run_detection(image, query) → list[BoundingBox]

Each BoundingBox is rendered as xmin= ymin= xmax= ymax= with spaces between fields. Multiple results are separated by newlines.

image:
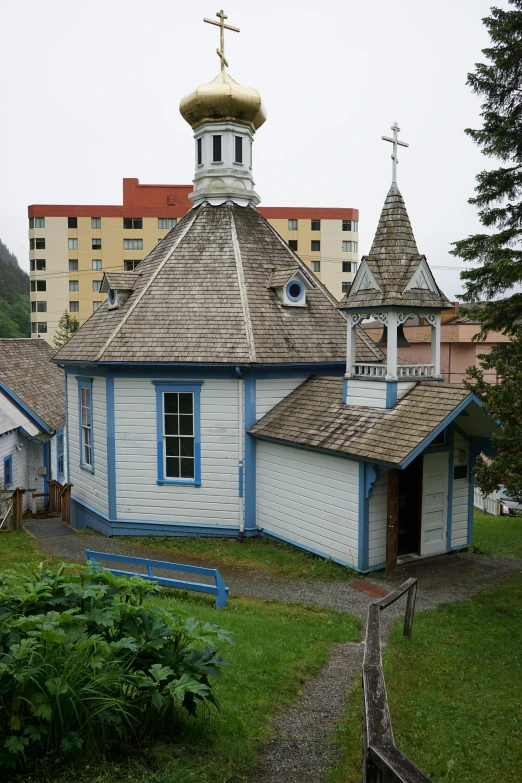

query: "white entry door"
xmin=421 ymin=452 xmax=449 ymax=556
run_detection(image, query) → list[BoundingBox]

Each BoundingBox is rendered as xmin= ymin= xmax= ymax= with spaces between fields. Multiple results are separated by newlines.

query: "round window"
xmin=286 ymin=280 xmax=304 ymax=302
xmin=108 ymin=288 xmax=116 ymax=305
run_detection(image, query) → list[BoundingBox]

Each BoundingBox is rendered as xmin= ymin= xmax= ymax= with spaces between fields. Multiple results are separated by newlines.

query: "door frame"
xmin=386 ymin=469 xmax=399 ymax=573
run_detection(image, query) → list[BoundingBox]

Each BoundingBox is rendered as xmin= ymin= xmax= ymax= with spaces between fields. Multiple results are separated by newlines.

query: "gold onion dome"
xmin=179 ymin=71 xmax=266 ymax=132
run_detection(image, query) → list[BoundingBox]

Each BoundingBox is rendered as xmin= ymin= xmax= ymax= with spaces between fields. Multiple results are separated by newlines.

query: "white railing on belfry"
xmin=352 ymin=363 xmax=387 ymax=377
xmin=397 ymin=364 xmax=434 ymax=378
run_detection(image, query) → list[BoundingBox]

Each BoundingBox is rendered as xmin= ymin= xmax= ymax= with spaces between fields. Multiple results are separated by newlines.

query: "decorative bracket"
xmin=364 ymin=464 xmax=381 ymax=499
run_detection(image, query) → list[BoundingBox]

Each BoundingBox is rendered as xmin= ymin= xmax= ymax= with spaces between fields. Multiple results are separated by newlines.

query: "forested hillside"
xmin=0 ymin=240 xmax=30 ymax=337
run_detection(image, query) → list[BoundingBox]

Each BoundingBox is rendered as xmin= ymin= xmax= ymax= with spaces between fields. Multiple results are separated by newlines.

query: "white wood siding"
xmin=368 ymin=472 xmax=387 ymax=567
xmin=114 ymin=377 xmax=240 ymax=524
xmin=421 ymin=451 xmax=449 ymax=556
xmin=452 ymin=432 xmax=470 ymax=548
xmin=256 ymin=377 xmax=308 ymax=420
xmin=346 ymin=379 xmax=387 ymax=408
xmin=0 ymin=430 xmax=32 ymax=511
xmin=397 ymin=381 xmax=416 ymax=400
xmin=257 ymin=441 xmax=360 ymax=567
xmin=67 ymin=374 xmax=108 ymax=515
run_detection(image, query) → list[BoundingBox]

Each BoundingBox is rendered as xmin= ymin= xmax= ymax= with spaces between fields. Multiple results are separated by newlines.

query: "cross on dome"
xmin=381 ymin=122 xmax=409 ymax=184
xmin=203 ymin=9 xmax=240 ymax=72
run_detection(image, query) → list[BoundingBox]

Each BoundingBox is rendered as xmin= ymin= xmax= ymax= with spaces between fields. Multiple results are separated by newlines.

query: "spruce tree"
xmin=452 ymin=0 xmax=522 ymax=502
xmin=53 ymin=311 xmax=79 ymax=350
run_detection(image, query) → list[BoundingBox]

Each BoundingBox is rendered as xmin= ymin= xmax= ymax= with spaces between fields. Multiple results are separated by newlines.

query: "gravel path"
xmin=27 ymin=521 xmax=522 ymax=783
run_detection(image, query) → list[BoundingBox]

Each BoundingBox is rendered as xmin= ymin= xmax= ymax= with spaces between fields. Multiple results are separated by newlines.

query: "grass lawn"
xmin=0 ymin=529 xmax=42 ymax=567
xmin=473 ymin=510 xmax=522 ymax=559
xmin=328 ymin=573 xmax=522 ymax=783
xmin=124 ymin=532 xmax=360 ymax=581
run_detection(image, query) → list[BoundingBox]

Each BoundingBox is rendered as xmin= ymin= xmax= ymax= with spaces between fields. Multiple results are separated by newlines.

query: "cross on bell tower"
xmin=381 ymin=122 xmax=409 ymax=184
xmin=204 ymin=9 xmax=240 ymax=72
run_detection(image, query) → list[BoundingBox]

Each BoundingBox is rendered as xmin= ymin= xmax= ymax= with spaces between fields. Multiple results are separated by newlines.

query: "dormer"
xmin=268 ymin=268 xmax=312 ymax=308
xmin=101 ymin=271 xmax=140 ymax=311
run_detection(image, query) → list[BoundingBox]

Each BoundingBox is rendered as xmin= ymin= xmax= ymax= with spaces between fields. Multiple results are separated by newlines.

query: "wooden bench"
xmin=85 ymin=549 xmax=229 ymax=608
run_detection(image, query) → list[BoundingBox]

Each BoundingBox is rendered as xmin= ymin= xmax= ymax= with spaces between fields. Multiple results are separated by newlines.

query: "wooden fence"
xmin=362 ymin=577 xmax=433 ymax=783
xmin=48 ymin=480 xmax=73 ymax=523
xmin=473 ymin=486 xmax=500 ymax=516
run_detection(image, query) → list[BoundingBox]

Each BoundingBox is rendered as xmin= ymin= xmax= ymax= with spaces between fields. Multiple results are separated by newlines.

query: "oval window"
xmin=286 ymin=280 xmax=304 ymax=302
xmin=108 ymin=288 xmax=116 ymax=305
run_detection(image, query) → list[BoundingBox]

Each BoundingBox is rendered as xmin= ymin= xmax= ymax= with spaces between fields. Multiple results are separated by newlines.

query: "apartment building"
xmin=28 ymin=178 xmax=359 ymax=343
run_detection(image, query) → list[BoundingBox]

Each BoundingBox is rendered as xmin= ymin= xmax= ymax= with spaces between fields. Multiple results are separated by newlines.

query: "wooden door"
xmin=386 ymin=470 xmax=399 ymax=573
xmin=421 ymin=452 xmax=449 ymax=556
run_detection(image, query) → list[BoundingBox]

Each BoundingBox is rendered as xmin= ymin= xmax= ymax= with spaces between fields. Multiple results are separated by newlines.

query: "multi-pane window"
xmin=36 ymin=322 xmax=47 ymax=333
xmin=68 ymin=217 xmax=78 ymax=229
xmin=342 ymin=220 xmax=352 ymax=231
xmin=79 ymin=383 xmax=93 ymax=469
xmin=91 ymin=217 xmax=101 ymax=229
xmin=288 ymin=219 xmax=298 ymax=231
xmin=69 ymin=259 xmax=78 ymax=271
xmin=311 ymin=240 xmax=320 ymax=252
xmin=123 ymin=239 xmax=143 ymax=250
xmin=92 ymin=238 xmax=101 ymax=250
xmin=57 ymin=432 xmax=64 ymax=479
xmin=234 ymin=136 xmax=243 ymax=163
xmin=69 ymin=280 xmax=79 ymax=292
xmin=92 ymin=259 xmax=102 ymax=270
xmin=212 ymin=135 xmax=222 ymax=162
xmin=163 ymin=392 xmax=195 ymax=480
xmin=33 ymin=238 xmax=45 ymax=249
xmin=342 ymin=241 xmax=358 ymax=252
xmin=288 ymin=240 xmax=298 ymax=251
xmin=342 ymin=282 xmax=351 ymax=294
xmin=30 ymin=280 xmax=46 ymax=292
xmin=197 ymin=137 xmax=202 ymax=165
xmin=92 ymin=280 xmax=103 ymax=293
xmin=124 ymin=259 xmax=141 ymax=270
xmin=123 ymin=217 xmax=143 ymax=229
xmin=35 ymin=217 xmax=45 ymax=228
xmin=158 ymin=218 xmax=177 ymax=229
xmin=311 ymin=219 xmax=321 ymax=231
xmin=312 ymin=261 xmax=320 ymax=273
xmin=342 ymin=261 xmax=352 ymax=273
xmin=68 ymin=238 xmax=78 ymax=250
xmin=93 ymin=301 xmax=102 ymax=311
xmin=3 ymin=455 xmax=12 ymax=487
xmin=70 ymin=301 xmax=79 ymax=312
xmin=30 ymin=259 xmax=46 ymax=271
xmin=37 ymin=301 xmax=47 ymax=312
xmin=29 ymin=217 xmax=34 ymax=229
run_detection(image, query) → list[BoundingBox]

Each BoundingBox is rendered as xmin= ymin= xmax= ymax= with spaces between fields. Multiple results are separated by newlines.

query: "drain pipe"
xmin=236 ymin=367 xmax=245 ymax=536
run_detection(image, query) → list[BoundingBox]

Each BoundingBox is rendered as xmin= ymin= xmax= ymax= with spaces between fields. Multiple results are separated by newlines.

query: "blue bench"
xmin=85 ymin=549 xmax=229 ymax=608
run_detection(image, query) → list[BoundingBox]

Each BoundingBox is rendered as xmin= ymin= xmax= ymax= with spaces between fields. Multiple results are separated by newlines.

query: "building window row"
xmin=31 ymin=322 xmax=47 ymax=334
xmin=158 ymin=218 xmax=177 ymax=230
xmin=124 ymin=239 xmax=143 ymax=250
xmin=30 ymin=280 xmax=46 ymax=292
xmin=30 ymin=259 xmax=46 ymax=271
xmin=29 ymin=238 xmax=45 ymax=250
xmin=342 ymin=241 xmax=358 ymax=252
xmin=29 ymin=217 xmax=45 ymax=229
xmin=286 ymin=218 xmax=359 ymax=232
xmin=31 ymin=301 xmax=47 ymax=313
xmin=342 ymin=220 xmax=358 ymax=231
xmin=123 ymin=217 xmax=143 ymax=230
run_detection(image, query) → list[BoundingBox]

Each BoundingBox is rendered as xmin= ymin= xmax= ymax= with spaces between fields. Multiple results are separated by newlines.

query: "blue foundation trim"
xmin=244 ymin=375 xmax=257 ymax=530
xmin=446 ymin=426 xmax=454 ymax=551
xmin=386 ymin=382 xmax=398 ymax=408
xmin=153 ymin=381 xmax=203 ymax=487
xmin=0 ymin=380 xmax=52 ymax=434
xmin=106 ymin=376 xmax=116 ymax=519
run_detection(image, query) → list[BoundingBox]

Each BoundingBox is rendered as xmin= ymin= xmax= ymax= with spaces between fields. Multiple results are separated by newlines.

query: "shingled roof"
xmin=54 ymin=203 xmax=383 ymax=365
xmin=0 ymin=339 xmax=65 ymax=432
xmin=339 ymin=184 xmax=452 ymax=311
xmin=249 ymin=376 xmax=472 ymax=465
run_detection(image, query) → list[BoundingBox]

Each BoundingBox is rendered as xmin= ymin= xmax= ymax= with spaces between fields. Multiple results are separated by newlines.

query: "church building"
xmin=53 ymin=13 xmax=498 ymax=572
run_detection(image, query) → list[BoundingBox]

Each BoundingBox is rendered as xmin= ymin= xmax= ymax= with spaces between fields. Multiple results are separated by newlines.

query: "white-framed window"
xmin=68 ymin=238 xmax=78 ymax=250
xmin=158 ymin=218 xmax=177 ymax=229
xmin=78 ymin=379 xmax=93 ymax=471
xmin=92 ymin=259 xmax=102 ymax=270
xmin=57 ymin=431 xmax=64 ymax=480
xmin=91 ymin=217 xmax=101 ymax=229
xmin=92 ymin=280 xmax=103 ymax=293
xmin=69 ymin=280 xmax=79 ymax=292
xmin=312 ymin=261 xmax=320 ymax=273
xmin=123 ymin=239 xmax=143 ymax=250
xmin=154 ymin=382 xmax=202 ymax=486
xmin=288 ymin=219 xmax=298 ymax=231
xmin=93 ymin=301 xmax=102 ymax=311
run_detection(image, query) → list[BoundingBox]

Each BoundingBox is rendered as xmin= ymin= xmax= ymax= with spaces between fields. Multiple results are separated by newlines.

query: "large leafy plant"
xmin=0 ymin=563 xmax=232 ymax=769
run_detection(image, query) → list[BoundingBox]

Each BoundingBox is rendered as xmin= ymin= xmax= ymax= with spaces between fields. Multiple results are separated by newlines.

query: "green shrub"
xmin=0 ymin=563 xmax=232 ymax=770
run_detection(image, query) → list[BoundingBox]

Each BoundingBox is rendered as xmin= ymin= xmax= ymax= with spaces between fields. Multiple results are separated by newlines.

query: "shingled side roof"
xmin=0 ymin=339 xmax=65 ymax=431
xmin=249 ymin=376 xmax=471 ymax=465
xmin=54 ymin=203 xmax=383 ymax=365
xmin=339 ymin=184 xmax=452 ymax=311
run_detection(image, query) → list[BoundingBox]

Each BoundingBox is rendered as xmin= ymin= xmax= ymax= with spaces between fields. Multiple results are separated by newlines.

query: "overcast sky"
xmin=0 ymin=0 xmax=501 ymax=299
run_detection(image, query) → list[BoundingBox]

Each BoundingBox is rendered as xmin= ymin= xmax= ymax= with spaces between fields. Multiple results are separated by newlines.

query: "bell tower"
xmin=339 ymin=124 xmax=452 ymax=408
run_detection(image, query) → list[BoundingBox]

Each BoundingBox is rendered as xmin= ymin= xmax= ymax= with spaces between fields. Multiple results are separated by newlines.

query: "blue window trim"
xmin=3 ymin=455 xmax=13 ymax=488
xmin=77 ymin=377 xmax=94 ymax=473
xmin=56 ymin=428 xmax=64 ymax=481
xmin=285 ymin=280 xmax=304 ymax=302
xmin=153 ymin=381 xmax=203 ymax=487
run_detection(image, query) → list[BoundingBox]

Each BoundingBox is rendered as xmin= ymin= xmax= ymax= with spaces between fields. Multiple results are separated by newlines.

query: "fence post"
xmin=12 ymin=488 xmax=24 ymax=530
xmin=404 ymin=581 xmax=417 ymax=639
xmin=60 ymin=483 xmax=72 ymax=524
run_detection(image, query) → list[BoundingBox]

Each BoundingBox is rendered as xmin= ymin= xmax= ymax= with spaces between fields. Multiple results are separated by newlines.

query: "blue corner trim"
xmin=244 ymin=375 xmax=256 ymax=530
xmin=153 ymin=381 xmax=203 ymax=487
xmin=3 ymin=454 xmax=13 ymax=488
xmin=342 ymin=378 xmax=348 ymax=404
xmin=77 ymin=377 xmax=94 ymax=473
xmin=386 ymin=381 xmax=398 ymax=408
xmin=56 ymin=429 xmax=64 ymax=482
xmin=106 ymin=376 xmax=116 ymax=520
xmin=446 ymin=425 xmax=454 ymax=551
xmin=401 ymin=393 xmax=479 ymax=469
xmin=0 ymin=380 xmax=52 ymax=434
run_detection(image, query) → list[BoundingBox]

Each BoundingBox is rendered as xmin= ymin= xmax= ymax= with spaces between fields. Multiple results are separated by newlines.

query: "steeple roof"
xmin=54 ymin=203 xmax=383 ymax=366
xmin=340 ymin=184 xmax=452 ymax=311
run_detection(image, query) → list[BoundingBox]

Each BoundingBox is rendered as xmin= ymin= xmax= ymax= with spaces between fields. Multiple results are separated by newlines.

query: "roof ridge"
xmin=229 ymin=205 xmax=257 ymax=362
xmin=94 ymin=207 xmax=201 ymax=361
